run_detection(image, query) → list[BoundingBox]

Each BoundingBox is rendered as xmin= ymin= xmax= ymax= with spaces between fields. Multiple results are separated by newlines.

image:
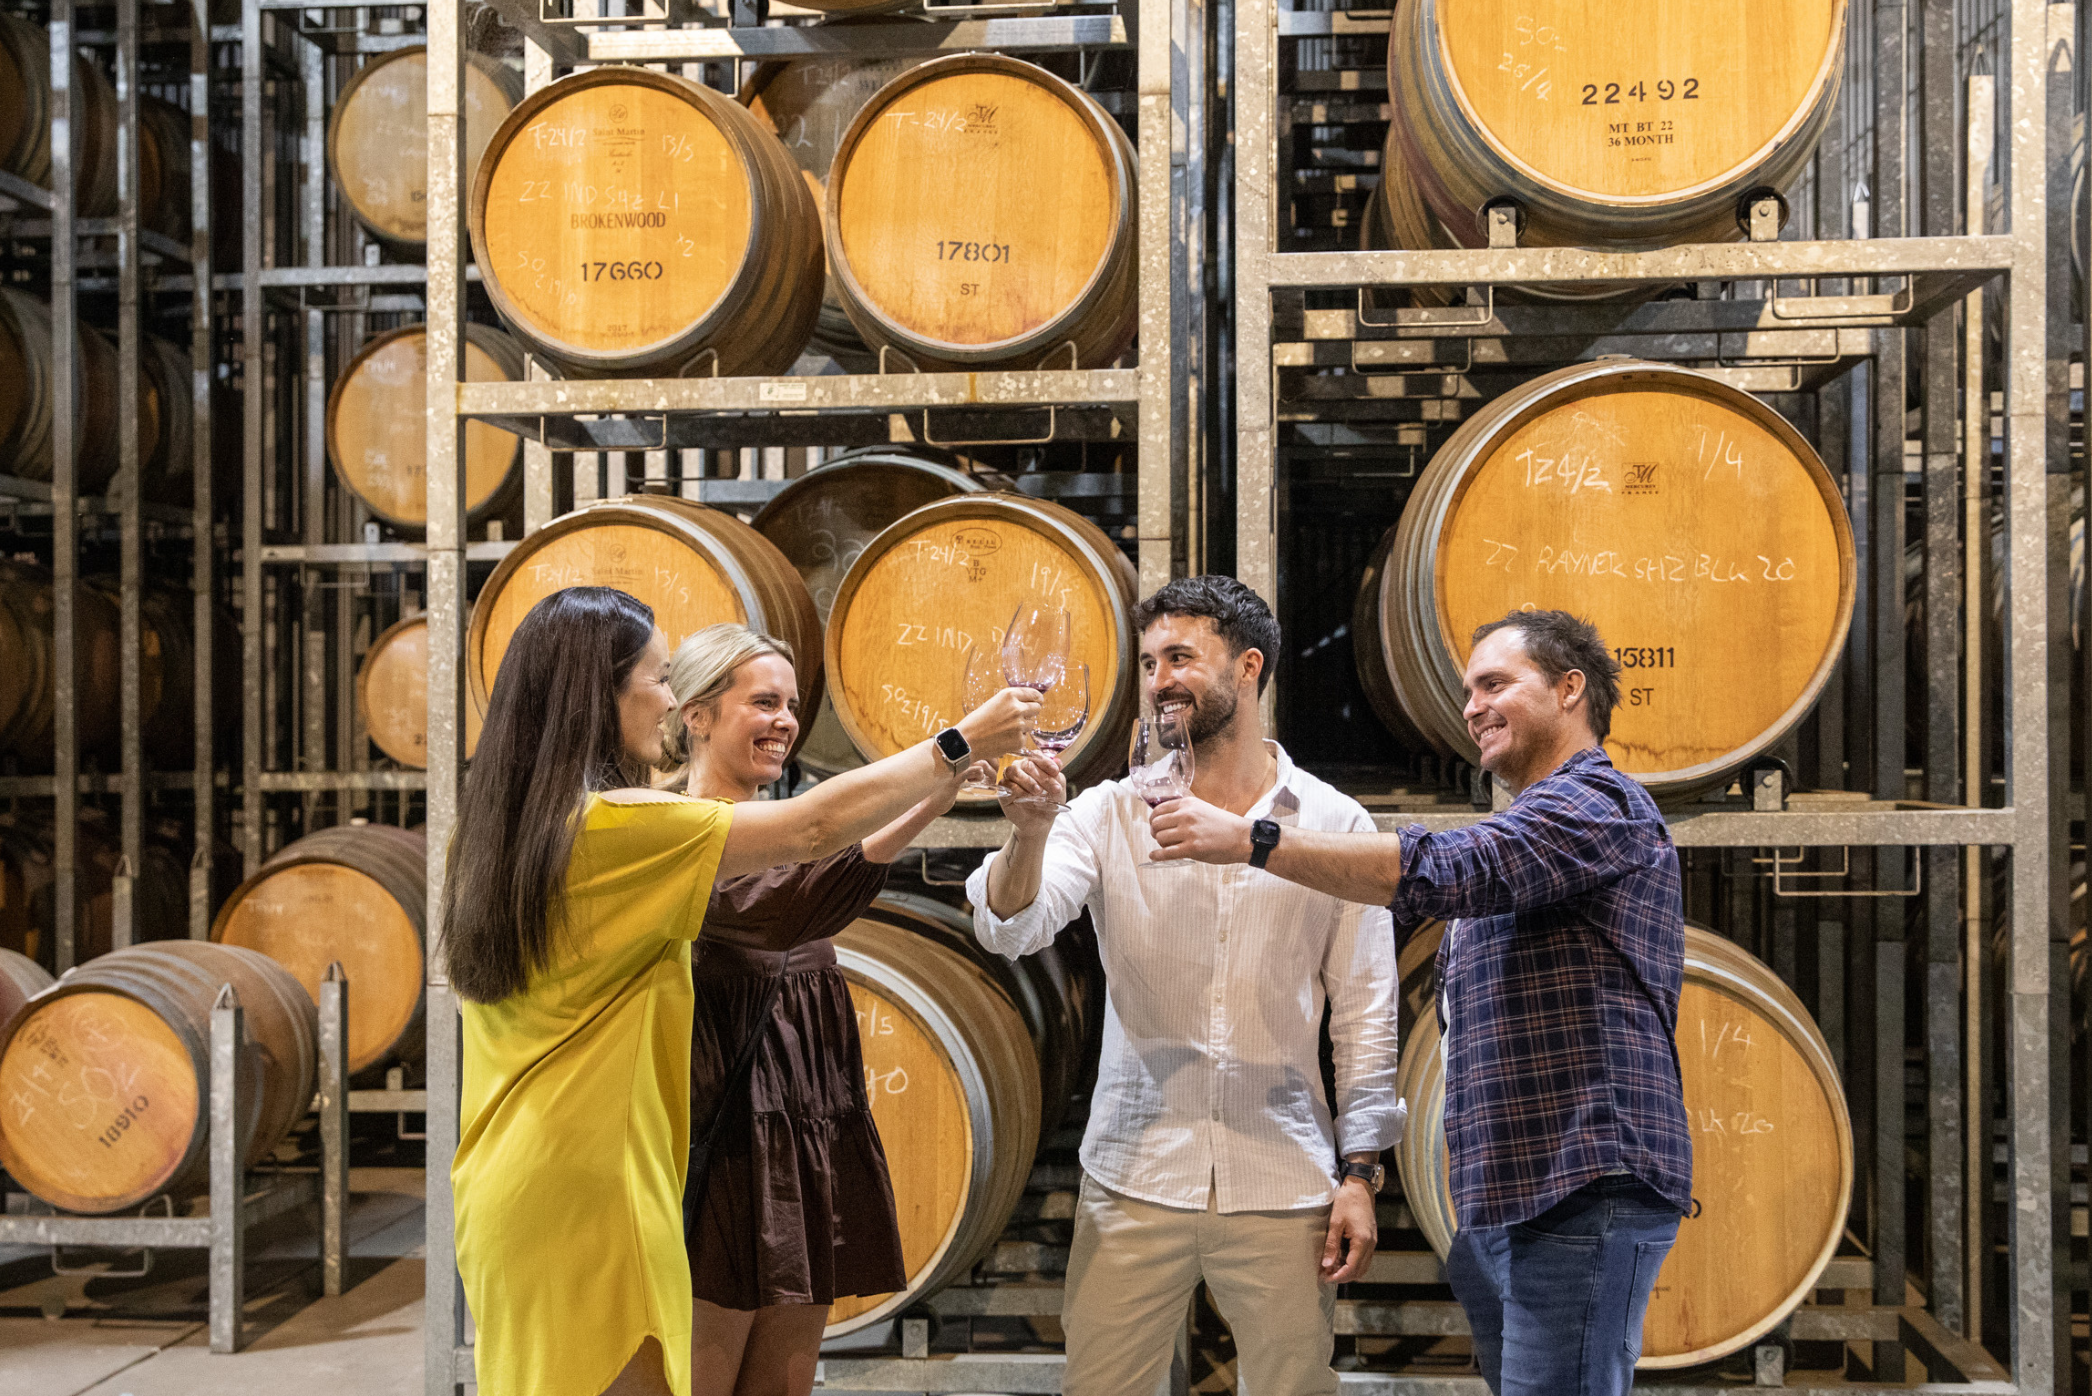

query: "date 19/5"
xmin=1582 ymin=78 xmax=1699 ymax=105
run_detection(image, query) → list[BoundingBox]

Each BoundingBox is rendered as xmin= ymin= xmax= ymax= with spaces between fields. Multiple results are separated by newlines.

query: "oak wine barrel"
xmin=0 ymin=288 xmax=124 ymax=493
xmin=825 ymin=55 xmax=1137 ymax=372
xmin=0 ymin=947 xmax=53 ymax=1040
xmin=0 ymin=559 xmax=122 ymax=765
xmin=325 ymin=324 xmax=526 ymax=532
xmin=825 ymin=494 xmax=1140 ymax=805
xmin=469 ymin=67 xmax=823 ymax=378
xmin=465 ymin=496 xmax=823 ymax=740
xmin=0 ymin=812 xmax=193 ymax=966
xmin=213 ymin=823 xmax=427 ymax=1077
xmin=357 ymin=614 xmax=483 ymax=767
xmin=753 ymin=450 xmax=989 ymax=776
xmin=825 ymin=908 xmax=1043 ymax=1335
xmin=741 ymin=53 xmax=927 ymax=368
xmin=1394 ymin=921 xmax=1852 ymax=1369
xmin=1385 ymin=0 xmax=1846 ymax=249
xmin=137 ymin=94 xmax=192 ymax=240
xmin=1353 ymin=358 xmax=1856 ymax=802
xmin=0 ymin=12 xmax=120 ymax=217
xmin=0 ymin=942 xmax=316 ymax=1215
xmin=141 ymin=333 xmax=196 ymax=504
xmin=326 ymin=46 xmax=520 ymax=245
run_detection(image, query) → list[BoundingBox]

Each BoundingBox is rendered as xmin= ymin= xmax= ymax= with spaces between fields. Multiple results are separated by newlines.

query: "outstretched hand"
xmin=1147 ymin=794 xmax=1252 ymax=864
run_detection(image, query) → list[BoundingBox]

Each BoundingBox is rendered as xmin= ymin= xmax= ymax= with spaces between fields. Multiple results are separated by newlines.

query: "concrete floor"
xmin=0 ymin=1170 xmax=427 ymax=1396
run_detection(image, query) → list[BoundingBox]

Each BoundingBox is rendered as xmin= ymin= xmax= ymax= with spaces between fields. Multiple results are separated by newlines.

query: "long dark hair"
xmin=444 ymin=586 xmax=658 ymax=1003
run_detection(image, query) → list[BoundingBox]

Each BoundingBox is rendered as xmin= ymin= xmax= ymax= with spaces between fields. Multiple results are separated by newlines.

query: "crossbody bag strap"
xmin=683 ymin=950 xmax=790 ymax=1233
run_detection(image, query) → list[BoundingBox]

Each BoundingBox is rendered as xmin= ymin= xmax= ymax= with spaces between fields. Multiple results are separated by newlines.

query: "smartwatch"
xmin=1248 ymin=818 xmax=1281 ymax=869
xmin=1339 ymin=1160 xmax=1386 ymax=1193
xmin=933 ymin=727 xmax=972 ymax=773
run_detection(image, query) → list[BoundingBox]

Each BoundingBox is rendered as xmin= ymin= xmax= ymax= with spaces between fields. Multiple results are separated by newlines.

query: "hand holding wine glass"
xmin=957 ymin=642 xmax=1006 ymax=795
xmin=1004 ymin=663 xmax=1088 ymax=812
xmin=1129 ymin=710 xmax=1197 ymax=868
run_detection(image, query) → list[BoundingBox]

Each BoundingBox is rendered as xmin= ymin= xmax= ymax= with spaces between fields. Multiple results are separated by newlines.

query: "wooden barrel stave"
xmin=0 ymin=13 xmax=119 ymax=217
xmin=1385 ymin=0 xmax=1845 ymax=250
xmin=825 ymin=55 xmax=1138 ymax=373
xmin=0 ymin=942 xmax=316 ymax=1214
xmin=824 ymin=493 xmax=1140 ymax=803
xmin=212 ymin=823 xmax=427 ymax=1077
xmin=0 ymin=811 xmax=196 ymax=967
xmin=753 ymin=450 xmax=991 ymax=776
xmin=326 ymin=324 xmax=526 ymax=531
xmin=466 ymin=496 xmax=824 ymax=749
xmin=357 ymin=614 xmax=485 ymax=768
xmin=1393 ymin=922 xmax=1852 ymax=1369
xmin=0 ymin=289 xmax=124 ymax=493
xmin=0 ymin=946 xmax=54 ymax=1039
xmin=827 ymin=911 xmax=1042 ymax=1336
xmin=141 ymin=333 xmax=196 ymax=504
xmin=470 ymin=66 xmax=823 ymax=378
xmin=327 ymin=47 xmax=520 ymax=246
xmin=0 ymin=559 xmax=122 ymax=765
xmin=137 ymin=94 xmax=192 ymax=241
xmin=1353 ymin=358 xmax=1856 ymax=802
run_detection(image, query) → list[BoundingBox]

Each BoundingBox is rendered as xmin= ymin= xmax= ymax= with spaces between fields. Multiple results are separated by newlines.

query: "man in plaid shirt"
xmin=1151 ymin=608 xmax=1691 ymax=1396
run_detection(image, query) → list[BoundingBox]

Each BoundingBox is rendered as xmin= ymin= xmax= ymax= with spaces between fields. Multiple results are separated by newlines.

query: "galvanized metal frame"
xmin=415 ymin=0 xmax=1188 ymax=1387
xmin=1230 ymin=0 xmax=2058 ymax=1390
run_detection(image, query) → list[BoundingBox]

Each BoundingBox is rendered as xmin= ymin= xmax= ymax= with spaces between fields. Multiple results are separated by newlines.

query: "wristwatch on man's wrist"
xmin=1248 ymin=818 xmax=1281 ymax=869
xmin=933 ymin=727 xmax=972 ymax=774
xmin=1339 ymin=1160 xmax=1385 ymax=1193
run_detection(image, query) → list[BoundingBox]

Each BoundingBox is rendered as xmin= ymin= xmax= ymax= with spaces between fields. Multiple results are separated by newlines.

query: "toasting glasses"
xmin=1006 ymin=664 xmax=1088 ymax=812
xmin=957 ymin=641 xmax=1005 ymax=795
xmin=1000 ymin=604 xmax=1076 ymax=810
xmin=1129 ymin=709 xmax=1196 ymax=867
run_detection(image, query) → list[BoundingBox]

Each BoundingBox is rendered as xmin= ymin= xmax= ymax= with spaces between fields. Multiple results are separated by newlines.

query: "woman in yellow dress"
xmin=444 ymin=586 xmax=1034 ymax=1396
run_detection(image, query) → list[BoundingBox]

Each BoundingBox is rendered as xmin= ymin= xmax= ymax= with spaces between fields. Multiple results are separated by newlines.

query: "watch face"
xmin=936 ymin=728 xmax=970 ymax=762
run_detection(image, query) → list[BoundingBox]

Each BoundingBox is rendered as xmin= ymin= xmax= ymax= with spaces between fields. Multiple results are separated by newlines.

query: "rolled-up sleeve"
xmin=1324 ymin=807 xmax=1404 ymax=1155
xmin=965 ymin=789 xmax=1105 ymax=957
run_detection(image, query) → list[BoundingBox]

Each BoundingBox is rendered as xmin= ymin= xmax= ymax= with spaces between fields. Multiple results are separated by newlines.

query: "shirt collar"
xmin=1248 ymin=741 xmax=1303 ymax=822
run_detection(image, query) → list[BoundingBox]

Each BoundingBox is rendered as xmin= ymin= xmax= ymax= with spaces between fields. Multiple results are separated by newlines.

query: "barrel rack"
xmin=1226 ymin=0 xmax=2070 ymax=1392
xmin=0 ymin=967 xmax=352 ymax=1352
xmin=0 ymin=0 xmax=220 ymax=964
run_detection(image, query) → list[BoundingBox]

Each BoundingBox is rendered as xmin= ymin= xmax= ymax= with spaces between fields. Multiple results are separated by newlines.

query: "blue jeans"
xmin=1443 ymin=1175 xmax=1681 ymax=1396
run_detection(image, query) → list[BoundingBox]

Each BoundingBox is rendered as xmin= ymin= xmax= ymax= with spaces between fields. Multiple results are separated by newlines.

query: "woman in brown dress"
xmin=664 ymin=623 xmax=982 ymax=1396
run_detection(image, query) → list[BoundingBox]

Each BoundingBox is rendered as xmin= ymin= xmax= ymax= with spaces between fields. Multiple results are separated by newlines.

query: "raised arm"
xmin=861 ymin=762 xmax=992 ymax=864
xmin=715 ymin=694 xmax=1035 ymax=879
xmin=1147 ymin=795 xmax=1405 ymax=904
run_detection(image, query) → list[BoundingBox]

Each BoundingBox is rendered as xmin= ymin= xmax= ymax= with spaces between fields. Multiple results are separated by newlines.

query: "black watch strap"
xmin=1339 ymin=1160 xmax=1385 ymax=1193
xmin=1248 ymin=818 xmax=1281 ymax=869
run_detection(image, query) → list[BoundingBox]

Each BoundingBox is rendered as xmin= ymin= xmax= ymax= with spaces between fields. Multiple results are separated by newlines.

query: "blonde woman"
xmin=445 ymin=591 xmax=1036 ymax=1396
xmin=667 ymin=623 xmax=974 ymax=1396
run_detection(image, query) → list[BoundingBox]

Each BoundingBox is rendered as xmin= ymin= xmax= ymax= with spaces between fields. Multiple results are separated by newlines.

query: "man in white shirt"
xmin=967 ymin=576 xmax=1402 ymax=1396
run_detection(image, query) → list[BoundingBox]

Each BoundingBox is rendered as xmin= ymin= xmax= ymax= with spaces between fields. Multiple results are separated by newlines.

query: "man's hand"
xmin=1321 ymin=1177 xmax=1379 ymax=1284
xmin=1148 ymin=794 xmax=1252 ymax=864
xmin=998 ymin=754 xmax=1065 ymax=836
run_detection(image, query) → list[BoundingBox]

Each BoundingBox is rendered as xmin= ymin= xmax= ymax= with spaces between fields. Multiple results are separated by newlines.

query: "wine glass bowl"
xmin=1129 ymin=712 xmax=1196 ymax=867
xmin=956 ymin=642 xmax=1005 ymax=796
xmin=1001 ymin=604 xmax=1071 ymax=696
xmin=1005 ymin=664 xmax=1089 ymax=812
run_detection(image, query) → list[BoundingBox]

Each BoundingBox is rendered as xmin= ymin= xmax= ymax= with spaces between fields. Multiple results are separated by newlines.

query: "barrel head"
xmin=328 ymin=49 xmax=516 ymax=244
xmin=327 ymin=328 xmax=523 ymax=529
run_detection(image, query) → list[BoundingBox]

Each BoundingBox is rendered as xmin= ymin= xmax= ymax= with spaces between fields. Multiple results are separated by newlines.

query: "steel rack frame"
xmin=415 ymin=0 xmax=1190 ymax=1387
xmin=0 ymin=968 xmax=352 ymax=1352
xmin=1230 ymin=0 xmax=2062 ymax=1389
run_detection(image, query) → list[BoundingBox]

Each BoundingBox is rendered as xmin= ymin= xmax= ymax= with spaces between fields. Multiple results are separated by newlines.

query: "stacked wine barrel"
xmin=1379 ymin=0 xmax=1846 ymax=251
xmin=0 ymin=946 xmax=54 ymax=1038
xmin=325 ymin=324 xmax=527 ymax=532
xmin=0 ymin=289 xmax=125 ymax=493
xmin=753 ymin=450 xmax=991 ymax=776
xmin=825 ymin=55 xmax=1137 ymax=372
xmin=469 ymin=67 xmax=823 ymax=378
xmin=825 ymin=494 xmax=1140 ymax=804
xmin=0 ymin=942 xmax=316 ymax=1214
xmin=0 ymin=811 xmax=193 ymax=964
xmin=1353 ymin=359 xmax=1855 ymax=801
xmin=0 ymin=12 xmax=119 ymax=216
xmin=1395 ymin=922 xmax=1852 ymax=1369
xmin=357 ymin=615 xmax=484 ymax=768
xmin=824 ymin=895 xmax=1102 ymax=1336
xmin=0 ymin=559 xmax=122 ymax=763
xmin=466 ymin=495 xmax=823 ymax=734
xmin=213 ymin=823 xmax=427 ymax=1078
xmin=741 ymin=54 xmax=927 ymax=369
xmin=327 ymin=46 xmax=521 ymax=246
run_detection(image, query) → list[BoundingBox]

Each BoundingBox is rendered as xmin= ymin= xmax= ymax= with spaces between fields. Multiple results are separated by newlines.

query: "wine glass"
xmin=956 ymin=641 xmax=1003 ymax=795
xmin=1129 ymin=709 xmax=1196 ymax=868
xmin=1004 ymin=664 xmax=1088 ymax=812
xmin=1001 ymin=604 xmax=1070 ymax=698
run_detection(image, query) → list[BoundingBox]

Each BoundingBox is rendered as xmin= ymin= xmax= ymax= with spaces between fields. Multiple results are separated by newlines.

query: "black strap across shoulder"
xmin=681 ymin=951 xmax=789 ymax=1244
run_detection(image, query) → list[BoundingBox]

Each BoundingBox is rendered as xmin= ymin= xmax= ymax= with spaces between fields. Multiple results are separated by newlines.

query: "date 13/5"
xmin=1582 ymin=78 xmax=1699 ymax=105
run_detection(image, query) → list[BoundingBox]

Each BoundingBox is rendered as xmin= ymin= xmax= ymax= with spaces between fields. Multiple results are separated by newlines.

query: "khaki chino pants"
xmin=1062 ymin=1173 xmax=1338 ymax=1396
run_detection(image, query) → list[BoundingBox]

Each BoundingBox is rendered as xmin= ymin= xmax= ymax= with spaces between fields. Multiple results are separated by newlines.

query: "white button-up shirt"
xmin=965 ymin=742 xmax=1403 ymax=1213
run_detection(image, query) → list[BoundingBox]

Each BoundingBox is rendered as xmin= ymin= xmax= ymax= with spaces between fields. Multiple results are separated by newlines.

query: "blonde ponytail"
xmin=655 ymin=623 xmax=796 ymax=788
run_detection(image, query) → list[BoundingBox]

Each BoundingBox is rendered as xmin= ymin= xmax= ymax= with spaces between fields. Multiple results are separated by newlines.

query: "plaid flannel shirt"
xmin=1389 ymin=748 xmax=1692 ymax=1229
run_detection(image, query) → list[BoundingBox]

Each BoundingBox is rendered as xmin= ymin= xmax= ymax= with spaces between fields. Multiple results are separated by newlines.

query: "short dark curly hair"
xmin=1131 ymin=575 xmax=1283 ymax=694
xmin=1471 ymin=609 xmax=1621 ymax=741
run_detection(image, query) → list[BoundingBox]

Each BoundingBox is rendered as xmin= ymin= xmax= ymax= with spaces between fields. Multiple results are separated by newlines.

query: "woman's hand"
xmin=935 ymin=760 xmax=996 ymax=812
xmin=956 ymin=686 xmax=1043 ymax=760
xmin=998 ymin=754 xmax=1065 ymax=837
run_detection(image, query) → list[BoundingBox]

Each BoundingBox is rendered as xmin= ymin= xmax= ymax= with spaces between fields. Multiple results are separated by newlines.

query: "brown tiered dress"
xmin=686 ymin=844 xmax=908 ymax=1310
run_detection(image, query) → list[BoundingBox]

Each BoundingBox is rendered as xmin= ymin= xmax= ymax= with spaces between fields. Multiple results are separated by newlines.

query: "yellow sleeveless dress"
xmin=454 ymin=791 xmax=733 ymax=1396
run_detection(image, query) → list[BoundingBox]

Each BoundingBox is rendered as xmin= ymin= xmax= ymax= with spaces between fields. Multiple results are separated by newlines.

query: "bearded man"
xmin=967 ymin=575 xmax=1402 ymax=1396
